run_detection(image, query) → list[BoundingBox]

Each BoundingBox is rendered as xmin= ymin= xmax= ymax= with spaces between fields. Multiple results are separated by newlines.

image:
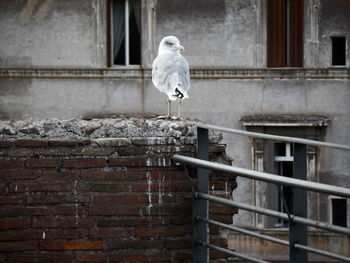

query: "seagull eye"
xmin=165 ymin=41 xmax=173 ymax=46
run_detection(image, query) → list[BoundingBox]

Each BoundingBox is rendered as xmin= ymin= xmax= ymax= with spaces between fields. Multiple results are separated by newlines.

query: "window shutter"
xmin=290 ymin=0 xmax=304 ymax=67
xmin=267 ymin=0 xmax=286 ymax=67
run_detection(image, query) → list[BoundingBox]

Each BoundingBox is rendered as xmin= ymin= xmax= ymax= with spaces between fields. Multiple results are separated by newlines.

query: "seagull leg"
xmin=177 ymin=99 xmax=181 ymax=119
xmin=172 ymin=99 xmax=183 ymax=120
xmin=167 ymin=98 xmax=171 ymax=118
xmin=156 ymin=98 xmax=171 ymax=119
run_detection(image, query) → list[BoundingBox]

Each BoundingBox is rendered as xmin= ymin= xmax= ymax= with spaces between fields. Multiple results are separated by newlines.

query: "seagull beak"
xmin=178 ymin=45 xmax=185 ymax=52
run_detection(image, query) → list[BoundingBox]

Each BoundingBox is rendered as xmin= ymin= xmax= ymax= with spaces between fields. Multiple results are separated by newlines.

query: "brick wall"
xmin=0 ymin=119 xmax=237 ymax=263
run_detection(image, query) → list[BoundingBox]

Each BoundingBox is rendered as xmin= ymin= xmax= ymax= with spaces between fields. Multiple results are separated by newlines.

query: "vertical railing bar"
xmin=290 ymin=143 xmax=308 ymax=263
xmin=193 ymin=127 xmax=209 ymax=263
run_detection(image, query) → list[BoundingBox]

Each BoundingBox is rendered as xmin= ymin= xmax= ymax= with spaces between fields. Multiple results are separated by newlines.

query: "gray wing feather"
xmin=152 ymin=53 xmax=190 ymax=94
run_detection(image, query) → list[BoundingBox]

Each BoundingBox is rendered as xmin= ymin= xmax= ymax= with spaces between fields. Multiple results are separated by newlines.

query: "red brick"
xmin=43 ymin=171 xmax=79 ymax=181
xmin=0 ymin=230 xmax=45 ymax=241
xmin=0 ymin=160 xmax=24 ymax=169
xmin=210 ymin=205 xmax=238 ymax=215
xmin=15 ymin=139 xmax=48 ymax=147
xmin=92 ymin=194 xmax=153 ymax=204
xmin=48 ymin=139 xmax=91 ymax=147
xmin=40 ymin=240 xmax=103 ymax=250
xmin=132 ymin=182 xmax=191 ymax=192
xmin=89 ymin=206 xmax=139 ymax=216
xmin=75 ymin=254 xmax=107 ymax=262
xmin=50 ymin=205 xmax=85 ymax=215
xmin=0 ymin=218 xmax=31 ymax=229
xmin=80 ymin=170 xmax=146 ymax=181
xmin=109 ymin=240 xmax=163 ymax=250
xmin=44 ymin=229 xmax=87 ymax=240
xmin=32 ymin=218 xmax=94 ymax=228
xmin=109 ymin=253 xmax=171 ymax=262
xmin=173 ymin=252 xmax=193 ymax=261
xmin=109 ymin=157 xmax=172 ymax=167
xmin=0 ymin=195 xmax=26 ymax=204
xmin=0 ymin=170 xmax=41 ymax=180
xmin=117 ymin=146 xmax=148 ymax=156
xmin=96 ymin=217 xmax=148 ymax=227
xmin=0 ymin=140 xmax=14 ymax=147
xmin=136 ymin=226 xmax=190 ymax=237
xmin=109 ymin=158 xmax=147 ymax=167
xmin=26 ymin=159 xmax=57 ymax=168
xmin=0 ymin=241 xmax=38 ymax=251
xmin=78 ymin=182 xmax=130 ymax=192
xmin=27 ymin=193 xmax=89 ymax=204
xmin=150 ymin=170 xmax=186 ymax=180
xmin=9 ymin=181 xmax=73 ymax=192
xmin=0 ymin=206 xmax=49 ymax=217
xmin=39 ymin=147 xmax=114 ymax=156
xmin=148 ymin=204 xmax=192 ymax=216
xmin=89 ymin=228 xmax=132 ymax=238
xmin=2 ymin=148 xmax=34 ymax=157
xmin=164 ymin=239 xmax=192 ymax=249
xmin=8 ymin=253 xmax=73 ymax=263
xmin=109 ymin=239 xmax=191 ymax=250
xmin=62 ymin=158 xmax=106 ymax=168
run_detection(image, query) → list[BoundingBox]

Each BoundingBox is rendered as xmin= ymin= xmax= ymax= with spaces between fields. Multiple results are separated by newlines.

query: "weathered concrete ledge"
xmin=0 ymin=118 xmax=199 ymax=139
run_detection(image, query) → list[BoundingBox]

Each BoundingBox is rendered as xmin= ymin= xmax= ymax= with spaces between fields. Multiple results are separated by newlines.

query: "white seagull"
xmin=152 ymin=36 xmax=190 ymax=119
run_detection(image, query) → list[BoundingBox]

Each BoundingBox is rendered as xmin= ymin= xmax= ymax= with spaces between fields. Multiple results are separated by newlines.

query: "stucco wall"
xmin=0 ymin=0 xmax=101 ymax=67
xmin=156 ymin=0 xmax=264 ymax=67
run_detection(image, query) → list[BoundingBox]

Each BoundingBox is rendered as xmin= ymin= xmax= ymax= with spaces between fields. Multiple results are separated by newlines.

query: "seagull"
xmin=152 ymin=36 xmax=190 ymax=119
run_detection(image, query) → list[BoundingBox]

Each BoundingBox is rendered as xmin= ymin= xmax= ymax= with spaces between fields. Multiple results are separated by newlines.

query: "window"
xmin=109 ymin=0 xmax=141 ymax=66
xmin=331 ymin=36 xmax=346 ymax=66
xmin=330 ymin=197 xmax=347 ymax=227
xmin=274 ymin=143 xmax=294 ymax=227
xmin=241 ymin=114 xmax=329 ymax=228
xmin=267 ymin=0 xmax=304 ymax=67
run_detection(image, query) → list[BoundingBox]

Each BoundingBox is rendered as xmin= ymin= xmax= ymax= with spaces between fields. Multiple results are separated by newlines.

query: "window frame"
xmin=108 ymin=0 xmax=141 ymax=67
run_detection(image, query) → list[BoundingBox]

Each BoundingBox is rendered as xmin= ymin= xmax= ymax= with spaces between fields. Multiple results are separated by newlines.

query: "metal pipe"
xmin=196 ymin=192 xmax=350 ymax=235
xmin=196 ymin=241 xmax=269 ymax=263
xmin=198 ymin=124 xmax=350 ymax=151
xmin=198 ymin=217 xmax=350 ymax=262
xmin=198 ymin=217 xmax=289 ymax=246
xmin=173 ymin=155 xmax=350 ymax=198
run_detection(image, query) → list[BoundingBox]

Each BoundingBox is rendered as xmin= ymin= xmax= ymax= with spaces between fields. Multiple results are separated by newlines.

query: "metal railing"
xmin=172 ymin=124 xmax=350 ymax=263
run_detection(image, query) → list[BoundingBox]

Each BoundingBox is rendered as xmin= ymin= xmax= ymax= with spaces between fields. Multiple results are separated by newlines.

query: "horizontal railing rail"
xmin=199 ymin=123 xmax=350 ymax=151
xmin=173 ymin=155 xmax=350 ymax=198
xmin=173 ymin=124 xmax=350 ymax=263
xmin=197 ymin=217 xmax=350 ymax=262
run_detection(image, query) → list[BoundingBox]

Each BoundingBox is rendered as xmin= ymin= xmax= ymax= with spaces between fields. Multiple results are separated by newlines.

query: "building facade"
xmin=1 ymin=0 xmax=349 ymax=242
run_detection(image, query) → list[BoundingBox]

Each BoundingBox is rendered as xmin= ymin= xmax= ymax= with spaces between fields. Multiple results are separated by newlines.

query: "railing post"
xmin=290 ymin=143 xmax=308 ymax=263
xmin=193 ymin=127 xmax=209 ymax=263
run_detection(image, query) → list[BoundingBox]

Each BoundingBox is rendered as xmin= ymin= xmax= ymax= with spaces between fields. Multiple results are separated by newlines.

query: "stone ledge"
xmin=0 ymin=67 xmax=349 ymax=79
xmin=0 ymin=118 xmax=204 ymax=139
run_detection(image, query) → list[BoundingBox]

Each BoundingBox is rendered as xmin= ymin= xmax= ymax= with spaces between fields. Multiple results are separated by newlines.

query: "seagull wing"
xmin=152 ymin=53 xmax=190 ymax=99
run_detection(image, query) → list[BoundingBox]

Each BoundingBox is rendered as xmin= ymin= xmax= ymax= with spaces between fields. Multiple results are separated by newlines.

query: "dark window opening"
xmin=332 ymin=37 xmax=346 ymax=66
xmin=111 ymin=0 xmax=141 ymax=66
xmin=267 ymin=0 xmax=304 ymax=67
xmin=276 ymin=161 xmax=293 ymax=227
xmin=274 ymin=143 xmax=294 ymax=227
xmin=331 ymin=198 xmax=347 ymax=227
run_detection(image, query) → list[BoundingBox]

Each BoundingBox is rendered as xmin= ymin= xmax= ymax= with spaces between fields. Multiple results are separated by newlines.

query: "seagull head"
xmin=158 ymin=36 xmax=185 ymax=54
